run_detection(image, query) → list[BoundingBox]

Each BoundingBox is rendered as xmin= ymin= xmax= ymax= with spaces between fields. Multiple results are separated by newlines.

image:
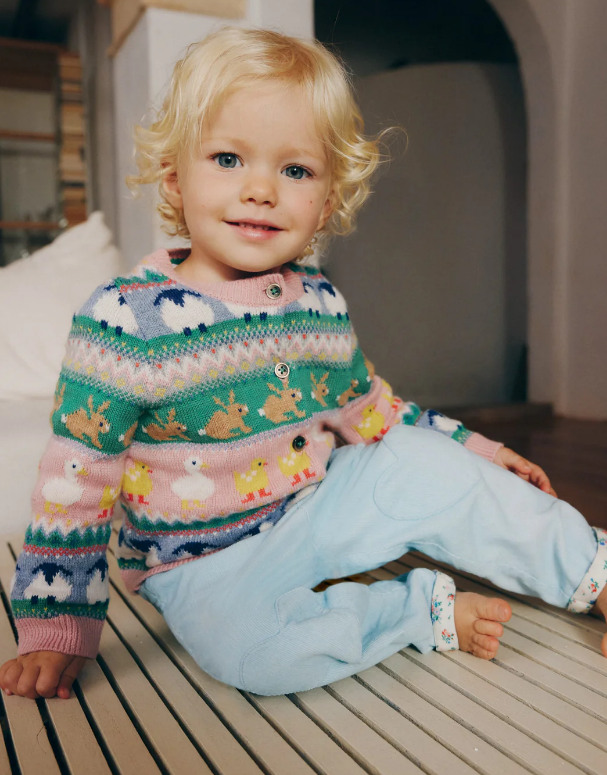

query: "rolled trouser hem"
xmin=567 ymin=527 xmax=607 ymax=613
xmin=432 ymin=572 xmax=459 ymax=651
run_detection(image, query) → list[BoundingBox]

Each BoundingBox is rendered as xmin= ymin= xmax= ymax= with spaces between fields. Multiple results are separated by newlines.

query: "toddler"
xmin=2 ymin=27 xmax=606 ymax=700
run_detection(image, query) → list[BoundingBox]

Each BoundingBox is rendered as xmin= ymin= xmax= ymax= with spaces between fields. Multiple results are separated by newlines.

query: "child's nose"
xmin=240 ymin=168 xmax=277 ymax=206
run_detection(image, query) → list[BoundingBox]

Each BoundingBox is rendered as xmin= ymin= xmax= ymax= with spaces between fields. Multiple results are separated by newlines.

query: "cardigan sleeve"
xmin=11 ymin=284 xmax=145 ymax=658
xmin=327 ymin=349 xmax=502 ymax=462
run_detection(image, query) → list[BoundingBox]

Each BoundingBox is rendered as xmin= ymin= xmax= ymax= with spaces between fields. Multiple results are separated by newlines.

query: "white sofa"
xmin=0 ymin=213 xmax=124 ymax=534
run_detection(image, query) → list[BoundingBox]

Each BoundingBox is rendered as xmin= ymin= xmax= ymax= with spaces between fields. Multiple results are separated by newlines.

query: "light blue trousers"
xmin=140 ymin=425 xmax=598 ymax=695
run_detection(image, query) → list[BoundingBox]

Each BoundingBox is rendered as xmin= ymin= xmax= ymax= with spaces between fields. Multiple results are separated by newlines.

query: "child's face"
xmin=163 ymin=81 xmax=334 ymax=283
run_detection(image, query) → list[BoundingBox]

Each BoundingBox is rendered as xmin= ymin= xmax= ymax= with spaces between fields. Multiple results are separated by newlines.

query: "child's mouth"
xmin=229 ymin=221 xmax=281 ymax=231
xmin=227 ymin=220 xmax=283 ymax=240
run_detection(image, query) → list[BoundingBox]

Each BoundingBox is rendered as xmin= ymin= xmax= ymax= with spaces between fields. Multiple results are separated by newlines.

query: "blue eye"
xmin=283 ymin=165 xmax=310 ymax=180
xmin=213 ymin=153 xmax=241 ymax=168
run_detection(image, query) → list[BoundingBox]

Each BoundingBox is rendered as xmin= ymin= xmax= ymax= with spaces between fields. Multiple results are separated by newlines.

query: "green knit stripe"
xmin=286 ymin=262 xmax=322 ymax=277
xmin=133 ymin=357 xmax=373 ymax=445
xmin=125 ymin=500 xmax=276 ymax=533
xmin=401 ymin=404 xmax=423 ymax=426
xmin=52 ymin=340 xmax=370 ymax=450
xmin=116 ymin=556 xmax=147 ymax=573
xmin=113 ymin=268 xmax=173 ymax=289
xmin=51 ymin=376 xmax=142 ymax=456
xmin=70 ymin=315 xmax=147 ymax=353
xmin=452 ymin=427 xmax=474 ymax=444
xmin=24 ymin=524 xmax=111 ymax=550
xmin=12 ymin=600 xmax=108 ymax=620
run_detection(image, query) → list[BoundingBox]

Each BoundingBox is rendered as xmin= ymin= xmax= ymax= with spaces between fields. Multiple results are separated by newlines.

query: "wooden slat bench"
xmin=1 ymin=531 xmax=606 ymax=775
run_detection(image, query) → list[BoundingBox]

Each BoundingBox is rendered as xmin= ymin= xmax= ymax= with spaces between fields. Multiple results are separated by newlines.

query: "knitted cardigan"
xmin=11 ymin=249 xmax=501 ymax=658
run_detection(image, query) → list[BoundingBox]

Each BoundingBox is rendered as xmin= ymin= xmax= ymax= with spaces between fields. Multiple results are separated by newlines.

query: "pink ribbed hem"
xmin=464 ymin=432 xmax=503 ymax=462
xmin=16 ymin=615 xmax=104 ymax=659
xmin=121 ymin=553 xmax=207 ymax=593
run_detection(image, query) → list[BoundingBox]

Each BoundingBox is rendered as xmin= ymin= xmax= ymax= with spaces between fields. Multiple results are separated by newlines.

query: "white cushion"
xmin=0 ymin=397 xmax=54 ymax=533
xmin=0 ymin=212 xmax=123 ymax=400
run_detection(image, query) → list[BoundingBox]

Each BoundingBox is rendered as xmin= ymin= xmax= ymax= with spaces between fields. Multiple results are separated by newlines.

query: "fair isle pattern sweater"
xmin=12 ymin=249 xmax=501 ymax=658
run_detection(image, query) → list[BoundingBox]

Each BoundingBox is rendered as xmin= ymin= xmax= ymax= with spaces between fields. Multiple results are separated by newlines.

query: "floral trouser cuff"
xmin=567 ymin=527 xmax=607 ymax=614
xmin=431 ymin=571 xmax=459 ymax=651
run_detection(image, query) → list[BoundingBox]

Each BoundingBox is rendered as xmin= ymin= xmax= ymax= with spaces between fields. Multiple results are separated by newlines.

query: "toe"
xmin=471 ymin=633 xmax=500 ymax=660
xmin=477 ymin=597 xmax=511 ymax=623
xmin=474 ymin=618 xmax=504 ymax=638
xmin=601 ymin=632 xmax=607 ymax=659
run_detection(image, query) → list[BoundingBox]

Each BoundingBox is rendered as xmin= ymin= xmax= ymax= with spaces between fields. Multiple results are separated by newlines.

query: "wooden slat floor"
xmin=1 ymin=414 xmax=606 ymax=774
xmin=1 ymin=535 xmax=607 ymax=774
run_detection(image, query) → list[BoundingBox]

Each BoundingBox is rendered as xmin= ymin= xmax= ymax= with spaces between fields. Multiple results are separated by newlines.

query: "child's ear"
xmin=318 ymin=190 xmax=335 ymax=230
xmin=162 ymin=169 xmax=183 ymax=209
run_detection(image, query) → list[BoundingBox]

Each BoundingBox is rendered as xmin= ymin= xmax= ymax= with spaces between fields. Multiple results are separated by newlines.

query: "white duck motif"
xmin=42 ymin=458 xmax=88 ymax=513
xmin=171 ymin=457 xmax=215 ymax=513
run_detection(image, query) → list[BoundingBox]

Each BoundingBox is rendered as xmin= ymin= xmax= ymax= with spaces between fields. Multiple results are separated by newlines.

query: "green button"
xmin=266 ymin=283 xmax=282 ymax=299
xmin=292 ymin=435 xmax=306 ymax=451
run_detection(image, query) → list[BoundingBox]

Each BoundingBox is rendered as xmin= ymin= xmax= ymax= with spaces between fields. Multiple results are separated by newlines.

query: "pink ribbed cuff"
xmin=464 ymin=432 xmax=503 ymax=462
xmin=16 ymin=615 xmax=104 ymax=659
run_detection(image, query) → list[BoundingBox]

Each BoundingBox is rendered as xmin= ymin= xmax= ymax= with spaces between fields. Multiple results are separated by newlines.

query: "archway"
xmin=316 ymin=0 xmax=529 ymax=410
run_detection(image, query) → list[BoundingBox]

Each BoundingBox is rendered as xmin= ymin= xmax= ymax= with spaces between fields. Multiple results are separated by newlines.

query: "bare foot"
xmin=454 ymin=591 xmax=512 ymax=659
xmin=591 ymin=585 xmax=607 ymax=657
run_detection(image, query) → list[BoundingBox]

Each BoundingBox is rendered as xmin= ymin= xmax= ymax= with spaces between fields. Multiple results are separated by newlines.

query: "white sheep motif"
xmin=318 ymin=281 xmax=348 ymax=319
xmin=300 ymin=281 xmax=323 ymax=317
xmin=154 ymin=288 xmax=215 ymax=335
xmin=92 ymin=286 xmax=138 ymax=335
xmin=23 ymin=563 xmax=73 ymax=603
xmin=86 ymin=559 xmax=109 ymax=605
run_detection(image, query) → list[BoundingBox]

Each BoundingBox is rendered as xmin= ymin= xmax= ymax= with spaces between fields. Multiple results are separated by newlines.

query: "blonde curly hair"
xmin=129 ymin=27 xmax=383 ymax=256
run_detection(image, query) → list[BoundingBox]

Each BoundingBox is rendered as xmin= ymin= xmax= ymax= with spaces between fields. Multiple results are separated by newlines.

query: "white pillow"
xmin=0 ymin=212 xmax=123 ymax=400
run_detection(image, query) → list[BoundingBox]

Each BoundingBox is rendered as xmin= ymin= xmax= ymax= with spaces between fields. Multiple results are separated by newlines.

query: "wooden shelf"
xmin=0 ymin=220 xmax=61 ymax=231
xmin=0 ymin=129 xmax=56 ymax=143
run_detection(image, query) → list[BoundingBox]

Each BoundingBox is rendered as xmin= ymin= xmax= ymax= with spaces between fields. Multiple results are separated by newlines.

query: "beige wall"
xmin=325 ymin=63 xmax=526 ymax=408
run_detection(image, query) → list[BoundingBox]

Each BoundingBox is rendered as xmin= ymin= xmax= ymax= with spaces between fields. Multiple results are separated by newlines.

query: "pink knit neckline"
xmin=143 ymin=248 xmax=306 ymax=305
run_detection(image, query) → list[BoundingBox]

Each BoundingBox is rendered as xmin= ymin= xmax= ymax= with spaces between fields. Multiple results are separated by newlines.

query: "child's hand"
xmin=0 ymin=651 xmax=86 ymax=700
xmin=494 ymin=447 xmax=557 ymax=497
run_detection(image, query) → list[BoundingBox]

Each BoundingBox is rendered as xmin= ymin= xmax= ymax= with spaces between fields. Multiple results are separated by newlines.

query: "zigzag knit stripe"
xmin=62 ymin=325 xmax=359 ymax=401
xmin=25 ymin=524 xmax=111 ymax=548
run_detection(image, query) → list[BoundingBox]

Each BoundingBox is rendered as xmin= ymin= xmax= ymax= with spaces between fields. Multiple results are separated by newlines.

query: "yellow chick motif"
xmin=97 ymin=485 xmax=121 ymax=520
xmin=42 ymin=458 xmax=88 ymax=514
xmin=122 ymin=461 xmax=154 ymax=505
xmin=353 ymin=405 xmax=387 ymax=440
xmin=277 ymin=444 xmax=317 ymax=487
xmin=234 ymin=458 xmax=272 ymax=504
xmin=171 ymin=457 xmax=215 ymax=514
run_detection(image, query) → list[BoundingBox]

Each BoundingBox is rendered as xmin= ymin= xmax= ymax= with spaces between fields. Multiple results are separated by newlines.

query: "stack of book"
xmin=58 ymin=52 xmax=87 ymax=225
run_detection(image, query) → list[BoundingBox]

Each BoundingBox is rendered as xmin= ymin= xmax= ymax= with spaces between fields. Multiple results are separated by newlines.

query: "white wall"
xmin=325 ymin=63 xmax=526 ymax=408
xmin=489 ymin=0 xmax=607 ymax=418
